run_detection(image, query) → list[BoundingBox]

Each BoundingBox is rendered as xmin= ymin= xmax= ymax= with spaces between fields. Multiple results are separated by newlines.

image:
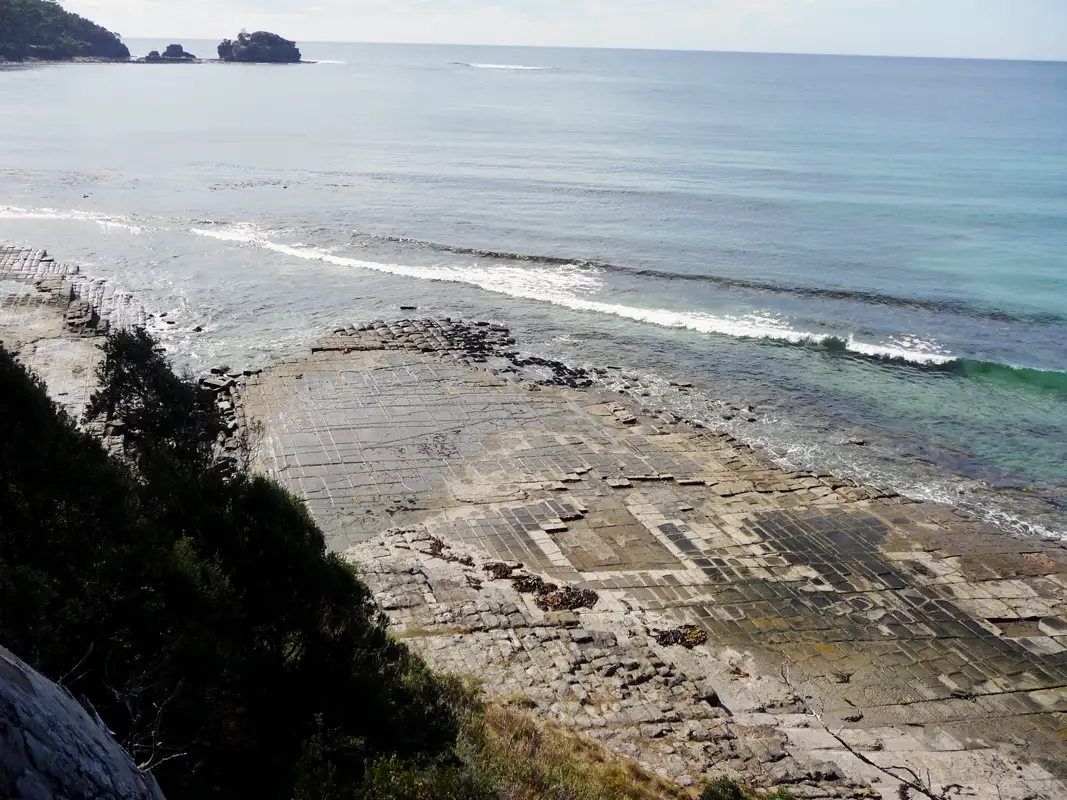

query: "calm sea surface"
xmin=2 ymin=42 xmax=1065 ymax=533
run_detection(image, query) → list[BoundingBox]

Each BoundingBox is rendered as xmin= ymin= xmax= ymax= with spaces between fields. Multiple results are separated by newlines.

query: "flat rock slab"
xmin=240 ymin=340 xmax=1067 ymax=799
xmin=0 ymin=246 xmax=145 ymax=419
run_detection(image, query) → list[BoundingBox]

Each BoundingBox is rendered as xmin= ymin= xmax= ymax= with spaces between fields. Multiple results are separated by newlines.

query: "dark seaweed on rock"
xmin=423 ymin=536 xmax=475 ymax=566
xmin=535 ymin=586 xmax=600 ymax=612
xmin=483 ymin=561 xmax=519 ymax=580
xmin=483 ymin=562 xmax=598 ymax=610
xmin=654 ymin=625 xmax=709 ymax=649
xmin=512 ymin=574 xmax=558 ymax=595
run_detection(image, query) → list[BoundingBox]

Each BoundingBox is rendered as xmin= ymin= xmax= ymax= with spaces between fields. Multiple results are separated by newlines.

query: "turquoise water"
xmin=1 ymin=42 xmax=1065 ymax=532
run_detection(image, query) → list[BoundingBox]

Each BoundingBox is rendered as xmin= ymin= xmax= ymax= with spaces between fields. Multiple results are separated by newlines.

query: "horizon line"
xmin=117 ymin=38 xmax=1067 ymax=64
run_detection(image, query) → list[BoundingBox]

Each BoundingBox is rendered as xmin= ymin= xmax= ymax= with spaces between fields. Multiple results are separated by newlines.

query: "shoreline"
xmin=0 ymin=57 xmax=312 ymax=66
xmin=5 ymin=244 xmax=1067 ymax=798
xmin=1 ymin=210 xmax=1061 ymax=538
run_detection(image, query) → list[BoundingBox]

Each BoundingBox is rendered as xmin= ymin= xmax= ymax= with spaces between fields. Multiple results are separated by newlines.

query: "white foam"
xmin=191 ymin=224 xmax=601 ymax=298
xmin=192 ymin=225 xmax=962 ymax=365
xmin=305 ymin=60 xmax=348 ymax=65
xmin=458 ymin=63 xmax=551 ymax=71
xmin=192 ymin=225 xmax=866 ymax=347
xmin=0 ymin=207 xmax=954 ymax=367
xmin=844 ymin=335 xmax=955 ymax=365
xmin=0 ymin=205 xmax=146 ymax=234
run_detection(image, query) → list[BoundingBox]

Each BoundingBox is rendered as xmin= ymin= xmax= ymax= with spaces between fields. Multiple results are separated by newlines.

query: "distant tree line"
xmin=0 ymin=0 xmax=129 ymax=60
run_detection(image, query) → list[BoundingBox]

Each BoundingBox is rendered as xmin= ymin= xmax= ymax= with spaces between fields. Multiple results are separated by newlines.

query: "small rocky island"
xmin=217 ymin=31 xmax=302 ymax=63
xmin=140 ymin=44 xmax=197 ymax=63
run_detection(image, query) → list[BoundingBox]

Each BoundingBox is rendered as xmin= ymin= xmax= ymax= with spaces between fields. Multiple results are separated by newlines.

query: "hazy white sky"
xmin=65 ymin=0 xmax=1067 ymax=61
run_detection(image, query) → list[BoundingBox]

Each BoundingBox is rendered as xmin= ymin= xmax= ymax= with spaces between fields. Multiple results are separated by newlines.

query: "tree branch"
xmin=779 ymin=662 xmax=951 ymax=800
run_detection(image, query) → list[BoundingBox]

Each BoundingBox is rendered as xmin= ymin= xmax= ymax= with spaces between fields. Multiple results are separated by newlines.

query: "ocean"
xmin=1 ymin=41 xmax=1065 ymax=534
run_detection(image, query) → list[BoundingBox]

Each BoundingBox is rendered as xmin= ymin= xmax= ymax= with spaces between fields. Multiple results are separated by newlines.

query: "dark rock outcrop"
xmin=0 ymin=645 xmax=165 ymax=800
xmin=217 ymin=30 xmax=301 ymax=63
xmin=162 ymin=43 xmax=195 ymax=60
xmin=142 ymin=44 xmax=196 ymax=63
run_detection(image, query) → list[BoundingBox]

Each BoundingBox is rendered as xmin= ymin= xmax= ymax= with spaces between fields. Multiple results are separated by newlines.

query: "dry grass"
xmin=354 ymin=679 xmax=787 ymax=800
xmin=468 ymin=700 xmax=691 ymax=800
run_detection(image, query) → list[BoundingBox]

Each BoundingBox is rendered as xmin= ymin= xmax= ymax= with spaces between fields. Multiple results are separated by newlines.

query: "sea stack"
xmin=217 ymin=31 xmax=301 ymax=63
xmin=142 ymin=44 xmax=197 ymax=63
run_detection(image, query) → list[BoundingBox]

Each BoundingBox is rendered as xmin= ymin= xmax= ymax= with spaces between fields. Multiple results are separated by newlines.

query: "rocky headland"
xmin=0 ymin=0 xmax=129 ymax=62
xmin=3 ymin=243 xmax=1067 ymax=799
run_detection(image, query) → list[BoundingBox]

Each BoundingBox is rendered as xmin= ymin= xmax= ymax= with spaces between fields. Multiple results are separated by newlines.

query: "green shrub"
xmin=701 ymin=777 xmax=748 ymax=800
xmin=700 ymin=776 xmax=793 ymax=800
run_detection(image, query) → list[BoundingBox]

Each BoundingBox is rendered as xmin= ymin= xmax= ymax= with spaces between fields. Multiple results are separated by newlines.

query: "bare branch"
xmin=59 ymin=641 xmax=95 ymax=689
xmin=779 ymin=661 xmax=951 ymax=800
xmin=142 ymin=750 xmax=188 ymax=771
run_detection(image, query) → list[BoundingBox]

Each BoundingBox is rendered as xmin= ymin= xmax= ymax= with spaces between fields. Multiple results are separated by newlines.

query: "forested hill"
xmin=0 ymin=0 xmax=130 ymax=60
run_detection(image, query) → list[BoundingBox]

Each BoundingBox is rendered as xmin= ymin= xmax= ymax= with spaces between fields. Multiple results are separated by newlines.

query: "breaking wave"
xmin=355 ymin=231 xmax=1066 ymax=326
xmin=192 ymin=224 xmax=1020 ymax=372
xmin=6 ymin=205 xmax=1061 ymax=394
xmin=0 ymin=204 xmax=146 ymax=234
xmin=453 ymin=62 xmax=552 ymax=71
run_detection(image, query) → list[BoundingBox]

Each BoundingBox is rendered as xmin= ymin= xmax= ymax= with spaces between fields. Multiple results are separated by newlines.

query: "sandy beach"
xmin=3 ymin=243 xmax=1067 ymax=799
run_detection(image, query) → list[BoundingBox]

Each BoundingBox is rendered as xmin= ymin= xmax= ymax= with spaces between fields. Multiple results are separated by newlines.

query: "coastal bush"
xmin=0 ymin=0 xmax=129 ymax=61
xmin=0 ymin=333 xmax=458 ymax=800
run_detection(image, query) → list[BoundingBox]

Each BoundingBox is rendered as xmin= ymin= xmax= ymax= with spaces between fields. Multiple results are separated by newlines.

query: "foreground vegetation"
xmin=0 ymin=330 xmax=782 ymax=799
xmin=1 ymin=331 xmax=454 ymax=798
xmin=0 ymin=0 xmax=129 ymax=60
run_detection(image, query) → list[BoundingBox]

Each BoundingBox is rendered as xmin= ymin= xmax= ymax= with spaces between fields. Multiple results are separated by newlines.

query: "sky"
xmin=64 ymin=0 xmax=1067 ymax=61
